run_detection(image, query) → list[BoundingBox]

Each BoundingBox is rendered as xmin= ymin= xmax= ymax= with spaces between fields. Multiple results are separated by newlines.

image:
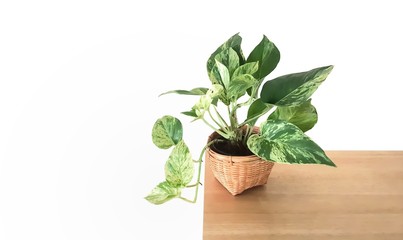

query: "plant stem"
xmin=186 ymin=182 xmax=201 ymax=188
xmin=244 ymin=124 xmax=254 ymax=142
xmin=236 ymin=93 xmax=255 ymax=109
xmin=236 ymin=79 xmax=264 ymax=110
xmin=240 ymin=104 xmax=273 ymax=127
xmin=212 ymin=106 xmax=230 ymax=128
xmin=180 ymin=140 xmax=216 ymax=203
xmin=179 ymin=196 xmax=194 ymax=203
xmin=201 ymin=117 xmax=229 ymax=138
xmin=228 ymin=102 xmax=239 ymax=140
xmin=227 ymin=105 xmax=232 ymax=123
xmin=208 ymin=109 xmax=226 ymax=130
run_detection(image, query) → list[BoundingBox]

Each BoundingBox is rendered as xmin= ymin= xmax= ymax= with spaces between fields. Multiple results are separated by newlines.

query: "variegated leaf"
xmin=165 ymin=140 xmax=194 ymax=187
xmin=268 ymin=99 xmax=318 ymax=132
xmin=214 ymin=48 xmax=240 ymax=77
xmin=152 ymin=116 xmax=183 ymax=149
xmin=214 ymin=60 xmax=230 ymax=89
xmin=244 ymin=98 xmax=273 ymax=126
xmin=207 ymin=33 xmax=245 ymax=74
xmin=208 ymin=62 xmax=222 ymax=86
xmin=207 ymin=64 xmax=230 ymax=105
xmin=232 ymin=61 xmax=259 ymax=80
xmin=247 ymin=119 xmax=336 ymax=166
xmin=159 ymin=87 xmax=209 ymax=97
xmin=246 ymin=35 xmax=280 ymax=80
xmin=192 ymin=84 xmax=224 ymax=117
xmin=260 ymin=65 xmax=333 ymax=106
xmin=194 ymin=95 xmax=212 ymax=112
xmin=227 ymin=74 xmax=255 ymax=100
xmin=206 ymin=84 xmax=224 ymax=98
xmin=145 ymin=181 xmax=181 ymax=205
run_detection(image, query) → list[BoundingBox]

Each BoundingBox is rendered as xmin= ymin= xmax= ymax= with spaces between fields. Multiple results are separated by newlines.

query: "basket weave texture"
xmin=205 ymin=128 xmax=275 ymax=195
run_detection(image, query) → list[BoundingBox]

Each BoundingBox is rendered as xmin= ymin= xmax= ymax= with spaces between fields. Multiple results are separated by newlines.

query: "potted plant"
xmin=145 ymin=33 xmax=336 ymax=204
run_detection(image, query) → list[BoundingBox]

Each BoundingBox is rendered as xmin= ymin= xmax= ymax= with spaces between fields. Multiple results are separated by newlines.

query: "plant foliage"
xmin=145 ymin=33 xmax=336 ymax=204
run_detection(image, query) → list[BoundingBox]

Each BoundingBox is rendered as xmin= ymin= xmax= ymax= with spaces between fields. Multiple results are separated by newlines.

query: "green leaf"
xmin=214 ymin=60 xmax=230 ymax=89
xmin=207 ymin=33 xmax=245 ymax=74
xmin=232 ymin=62 xmax=259 ymax=97
xmin=244 ymin=98 xmax=273 ymax=126
xmin=205 ymin=65 xmax=231 ymax=105
xmin=268 ymin=99 xmax=318 ymax=132
xmin=227 ymin=74 xmax=255 ymax=100
xmin=232 ymin=62 xmax=259 ymax=79
xmin=165 ymin=140 xmax=194 ymax=187
xmin=192 ymin=84 xmax=224 ymax=117
xmin=214 ymin=48 xmax=240 ymax=77
xmin=247 ymin=119 xmax=336 ymax=166
xmin=208 ymin=64 xmax=224 ymax=87
xmin=152 ymin=116 xmax=183 ymax=149
xmin=145 ymin=181 xmax=181 ymax=205
xmin=246 ymin=35 xmax=280 ymax=80
xmin=181 ymin=109 xmax=198 ymax=118
xmin=260 ymin=65 xmax=334 ymax=106
xmin=159 ymin=87 xmax=209 ymax=97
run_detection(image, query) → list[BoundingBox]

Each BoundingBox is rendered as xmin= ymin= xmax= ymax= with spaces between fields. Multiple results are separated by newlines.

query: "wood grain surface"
xmin=203 ymin=151 xmax=403 ymax=240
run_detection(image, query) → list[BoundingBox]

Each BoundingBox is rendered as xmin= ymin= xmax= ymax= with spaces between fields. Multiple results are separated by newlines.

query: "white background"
xmin=1 ymin=1 xmax=402 ymax=239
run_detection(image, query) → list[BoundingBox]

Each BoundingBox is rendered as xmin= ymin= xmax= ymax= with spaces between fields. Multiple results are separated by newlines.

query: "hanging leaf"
xmin=247 ymin=119 xmax=336 ymax=166
xmin=145 ymin=181 xmax=181 ymax=205
xmin=260 ymin=65 xmax=333 ymax=106
xmin=246 ymin=35 xmax=280 ymax=80
xmin=268 ymin=99 xmax=318 ymax=132
xmin=165 ymin=140 xmax=194 ymax=187
xmin=159 ymin=87 xmax=209 ymax=97
xmin=152 ymin=116 xmax=183 ymax=149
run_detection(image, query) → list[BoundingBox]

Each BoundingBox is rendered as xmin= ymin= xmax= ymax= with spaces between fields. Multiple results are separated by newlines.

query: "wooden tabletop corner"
xmin=203 ymin=151 xmax=403 ymax=240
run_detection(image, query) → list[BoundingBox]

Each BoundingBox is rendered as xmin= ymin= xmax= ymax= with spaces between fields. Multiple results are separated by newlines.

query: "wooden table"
xmin=203 ymin=151 xmax=403 ymax=240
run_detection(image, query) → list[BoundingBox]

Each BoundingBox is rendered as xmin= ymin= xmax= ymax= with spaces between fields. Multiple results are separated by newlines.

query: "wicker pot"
xmin=205 ymin=127 xmax=275 ymax=195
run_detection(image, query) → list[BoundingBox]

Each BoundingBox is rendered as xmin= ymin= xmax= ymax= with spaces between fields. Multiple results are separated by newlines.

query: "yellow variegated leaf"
xmin=247 ymin=119 xmax=335 ymax=166
xmin=151 ymin=116 xmax=183 ymax=149
xmin=145 ymin=181 xmax=181 ymax=205
xmin=165 ymin=140 xmax=194 ymax=187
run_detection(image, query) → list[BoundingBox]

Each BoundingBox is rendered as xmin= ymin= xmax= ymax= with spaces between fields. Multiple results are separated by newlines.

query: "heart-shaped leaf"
xmin=152 ymin=116 xmax=183 ymax=149
xmin=207 ymin=33 xmax=245 ymax=74
xmin=260 ymin=65 xmax=333 ymax=106
xmin=165 ymin=140 xmax=194 ymax=187
xmin=247 ymin=119 xmax=335 ymax=166
xmin=145 ymin=181 xmax=181 ymax=205
xmin=246 ymin=35 xmax=280 ymax=80
xmin=268 ymin=99 xmax=318 ymax=132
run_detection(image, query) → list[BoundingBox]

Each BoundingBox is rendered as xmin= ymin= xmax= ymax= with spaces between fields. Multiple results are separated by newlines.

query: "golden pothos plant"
xmin=145 ymin=33 xmax=336 ymax=205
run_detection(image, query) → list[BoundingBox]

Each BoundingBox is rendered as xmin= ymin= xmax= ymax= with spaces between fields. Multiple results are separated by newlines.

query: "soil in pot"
xmin=210 ymin=136 xmax=254 ymax=156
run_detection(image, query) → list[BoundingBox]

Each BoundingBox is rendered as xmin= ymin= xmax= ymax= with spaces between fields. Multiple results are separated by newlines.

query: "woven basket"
xmin=205 ymin=128 xmax=275 ymax=195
